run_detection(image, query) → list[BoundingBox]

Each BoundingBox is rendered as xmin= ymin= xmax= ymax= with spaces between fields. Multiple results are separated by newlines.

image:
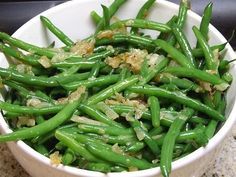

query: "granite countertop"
xmin=0 ymin=126 xmax=235 ymax=177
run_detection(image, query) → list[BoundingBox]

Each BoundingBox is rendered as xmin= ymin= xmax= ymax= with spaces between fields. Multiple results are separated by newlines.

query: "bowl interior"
xmin=0 ymin=0 xmax=235 ymax=177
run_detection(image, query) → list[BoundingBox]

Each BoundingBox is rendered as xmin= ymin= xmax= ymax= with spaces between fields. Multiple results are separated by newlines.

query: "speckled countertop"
xmin=0 ymin=125 xmax=235 ymax=177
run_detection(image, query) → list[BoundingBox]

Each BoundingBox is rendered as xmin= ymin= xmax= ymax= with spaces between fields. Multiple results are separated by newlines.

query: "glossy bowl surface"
xmin=0 ymin=0 xmax=235 ymax=177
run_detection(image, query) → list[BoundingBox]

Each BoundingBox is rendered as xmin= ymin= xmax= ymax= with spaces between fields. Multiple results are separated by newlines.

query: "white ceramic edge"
xmin=0 ymin=0 xmax=235 ymax=177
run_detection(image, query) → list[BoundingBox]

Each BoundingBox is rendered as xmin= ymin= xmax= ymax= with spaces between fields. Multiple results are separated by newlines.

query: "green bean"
xmin=160 ymin=108 xmax=194 ymax=177
xmin=52 ymin=60 xmax=98 ymax=69
xmin=35 ymin=115 xmax=45 ymax=125
xmin=49 ymin=72 xmax=90 ymax=85
xmin=40 ymin=16 xmax=74 ymax=46
xmin=34 ymin=144 xmax=49 ymax=156
xmin=148 ymin=96 xmax=160 ymax=128
xmin=57 ymin=65 xmax=80 ymax=77
xmin=109 ymin=104 xmax=151 ymax=120
xmin=128 ymin=85 xmax=225 ymax=121
xmin=154 ymin=39 xmax=194 ymax=68
xmin=158 ymin=15 xmax=178 ymax=40
xmin=62 ymin=148 xmax=76 ymax=165
xmin=167 ymin=0 xmax=189 ymax=46
xmin=35 ymin=130 xmax=55 ymax=145
xmin=217 ymin=96 xmax=226 ymax=115
xmin=96 ymin=0 xmax=126 ymax=32
xmin=193 ymin=26 xmax=218 ymax=72
xmin=149 ymin=126 xmax=165 ymax=136
xmin=125 ymin=141 xmax=145 ymax=153
xmin=120 ymin=67 xmax=128 ymax=81
xmin=190 ymin=116 xmax=209 ymax=125
xmin=67 ymin=132 xmax=112 ymax=150
xmin=222 ymin=72 xmax=233 ymax=83
xmin=90 ymin=11 xmax=102 ymax=25
xmin=218 ymin=58 xmax=236 ymax=73
xmin=55 ymin=130 xmax=101 ymax=162
xmin=139 ymin=57 xmax=169 ymax=85
xmin=63 ymin=74 xmax=119 ymax=91
xmin=154 ymin=127 xmax=207 ymax=146
xmin=55 ymin=142 xmax=66 ymax=151
xmin=86 ymin=142 xmax=154 ymax=170
xmin=205 ymin=91 xmax=222 ymax=139
xmin=172 ymin=24 xmax=196 ymax=67
xmin=0 ymin=99 xmax=81 ymax=142
xmin=110 ymin=19 xmax=171 ymax=32
xmin=0 ymin=100 xmax=63 ymax=115
xmin=95 ymin=33 xmax=155 ymax=49
xmin=0 ymin=43 xmax=40 ymax=66
xmin=101 ymin=5 xmax=110 ymax=29
xmin=126 ymin=114 xmax=160 ymax=156
xmin=163 ymin=67 xmax=229 ymax=91
xmin=4 ymin=80 xmax=31 ymax=97
xmin=0 ymin=32 xmax=55 ymax=58
xmin=110 ymin=104 xmax=209 ymax=126
xmin=85 ymin=162 xmax=111 ymax=173
xmin=89 ymin=61 xmax=100 ymax=78
xmin=86 ymin=75 xmax=139 ymax=105
xmin=156 ymin=74 xmax=204 ymax=93
xmin=79 ymin=104 xmax=124 ymax=128
xmin=176 ymin=0 xmax=189 ymax=29
xmin=205 ymin=120 xmax=218 ymax=139
xmin=131 ymin=0 xmax=156 ymax=34
xmin=35 ymin=90 xmax=55 ymax=104
xmin=77 ymin=123 xmax=133 ymax=136
xmin=0 ymin=67 xmax=90 ymax=87
xmin=197 ymin=2 xmax=213 ymax=47
xmin=52 ymin=50 xmax=113 ymax=67
xmin=192 ymin=43 xmax=226 ymax=58
xmin=87 ymin=133 xmax=137 ymax=146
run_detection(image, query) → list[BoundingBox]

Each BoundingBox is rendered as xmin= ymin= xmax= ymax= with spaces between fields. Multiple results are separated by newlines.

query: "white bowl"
xmin=0 ymin=0 xmax=235 ymax=177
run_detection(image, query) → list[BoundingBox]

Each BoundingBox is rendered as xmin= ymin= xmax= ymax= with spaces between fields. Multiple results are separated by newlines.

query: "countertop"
xmin=0 ymin=126 xmax=235 ymax=177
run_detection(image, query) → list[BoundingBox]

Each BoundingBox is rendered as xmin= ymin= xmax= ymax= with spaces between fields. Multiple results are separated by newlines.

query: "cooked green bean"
xmin=77 ymin=123 xmax=133 ymax=136
xmin=139 ymin=57 xmax=169 ymax=85
xmin=86 ymin=75 xmax=139 ymax=105
xmin=110 ymin=19 xmax=171 ymax=32
xmin=131 ymin=0 xmax=156 ymax=34
xmin=0 ymin=1 xmax=231 ymax=176
xmin=193 ymin=26 xmax=218 ymax=72
xmin=85 ymin=162 xmax=111 ymax=173
xmin=0 ymin=43 xmax=40 ymax=66
xmin=79 ymin=104 xmax=124 ymax=128
xmin=0 ymin=100 xmax=63 ymax=115
xmin=128 ymin=85 xmax=225 ymax=121
xmin=197 ymin=2 xmax=213 ymax=47
xmin=148 ymin=96 xmax=160 ymax=128
xmin=172 ymin=24 xmax=196 ymax=67
xmin=95 ymin=33 xmax=155 ymax=49
xmin=0 ymin=32 xmax=55 ymax=58
xmin=0 ymin=99 xmax=81 ymax=142
xmin=62 ymin=148 xmax=76 ymax=165
xmin=156 ymin=73 xmax=204 ymax=93
xmin=164 ymin=67 xmax=229 ymax=91
xmin=127 ymin=115 xmax=160 ymax=156
xmin=160 ymin=108 xmax=194 ymax=177
xmin=193 ymin=43 xmax=226 ymax=58
xmin=167 ymin=0 xmax=189 ymax=46
xmin=96 ymin=0 xmax=126 ymax=32
xmin=63 ymin=74 xmax=119 ymax=91
xmin=55 ymin=130 xmax=101 ymax=162
xmin=40 ymin=16 xmax=74 ymax=46
xmin=90 ymin=11 xmax=102 ymax=25
xmin=154 ymin=39 xmax=195 ymax=68
xmin=86 ymin=142 xmax=155 ymax=170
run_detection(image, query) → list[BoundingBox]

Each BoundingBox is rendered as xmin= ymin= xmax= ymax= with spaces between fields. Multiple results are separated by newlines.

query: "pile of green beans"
xmin=0 ymin=0 xmax=232 ymax=177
